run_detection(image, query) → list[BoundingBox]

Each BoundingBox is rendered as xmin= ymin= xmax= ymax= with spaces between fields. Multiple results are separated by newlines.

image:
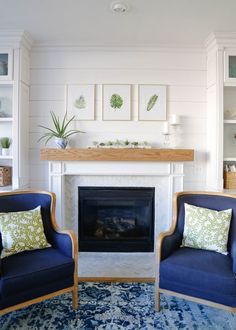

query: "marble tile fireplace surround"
xmin=41 ymin=148 xmax=194 ymax=278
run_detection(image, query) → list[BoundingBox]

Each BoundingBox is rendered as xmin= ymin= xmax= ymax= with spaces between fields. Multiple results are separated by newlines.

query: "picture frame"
xmin=138 ymin=85 xmax=166 ymax=121
xmin=66 ymin=84 xmax=95 ymax=121
xmin=103 ymin=84 xmax=131 ymax=121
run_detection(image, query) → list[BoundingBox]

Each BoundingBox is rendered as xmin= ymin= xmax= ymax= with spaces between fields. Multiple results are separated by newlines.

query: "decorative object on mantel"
xmin=170 ymin=114 xmax=181 ymax=147
xmin=92 ymin=140 xmax=152 ymax=149
xmin=162 ymin=121 xmax=171 ymax=147
xmin=66 ymin=84 xmax=95 ymax=121
xmin=40 ymin=147 xmax=194 ymax=162
xmin=38 ymin=111 xmax=84 ymax=149
xmin=1 ymin=137 xmax=11 ymax=156
xmin=162 ymin=115 xmax=181 ymax=148
xmin=170 ymin=114 xmax=180 ymax=126
xmin=138 ymin=85 xmax=166 ymax=121
xmin=103 ymin=84 xmax=131 ymax=121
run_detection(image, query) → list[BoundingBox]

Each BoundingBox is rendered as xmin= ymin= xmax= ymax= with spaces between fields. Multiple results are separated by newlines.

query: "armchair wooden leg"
xmin=155 ymin=290 xmax=161 ymax=312
xmin=72 ymin=286 xmax=78 ymax=310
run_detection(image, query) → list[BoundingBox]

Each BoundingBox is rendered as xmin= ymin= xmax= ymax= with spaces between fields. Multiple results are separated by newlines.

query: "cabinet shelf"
xmin=0 ymin=185 xmax=12 ymax=192
xmin=224 ymin=120 xmax=236 ymax=124
xmin=224 ymin=82 xmax=236 ymax=87
xmin=223 ymin=188 xmax=236 ymax=195
xmin=0 ymin=118 xmax=13 ymax=122
xmin=0 ymin=155 xmax=13 ymax=160
xmin=224 ymin=157 xmax=236 ymax=161
xmin=0 ymin=81 xmax=14 ymax=86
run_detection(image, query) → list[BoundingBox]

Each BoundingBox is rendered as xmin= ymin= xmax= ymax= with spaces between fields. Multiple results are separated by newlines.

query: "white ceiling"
xmin=0 ymin=0 xmax=236 ymax=47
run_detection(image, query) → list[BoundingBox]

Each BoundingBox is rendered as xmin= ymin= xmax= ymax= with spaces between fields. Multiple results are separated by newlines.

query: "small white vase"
xmin=2 ymin=148 xmax=10 ymax=156
xmin=54 ymin=137 xmax=68 ymax=149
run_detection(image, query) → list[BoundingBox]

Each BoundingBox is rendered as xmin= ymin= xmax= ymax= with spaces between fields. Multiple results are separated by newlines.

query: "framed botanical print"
xmin=103 ymin=84 xmax=131 ymax=121
xmin=138 ymin=85 xmax=166 ymax=121
xmin=66 ymin=84 xmax=95 ymax=120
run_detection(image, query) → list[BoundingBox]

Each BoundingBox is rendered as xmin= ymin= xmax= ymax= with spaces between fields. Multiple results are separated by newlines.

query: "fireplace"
xmin=78 ymin=187 xmax=155 ymax=252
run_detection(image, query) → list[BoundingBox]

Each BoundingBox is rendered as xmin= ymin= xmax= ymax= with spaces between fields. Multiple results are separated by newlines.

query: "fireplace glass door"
xmin=78 ymin=187 xmax=155 ymax=252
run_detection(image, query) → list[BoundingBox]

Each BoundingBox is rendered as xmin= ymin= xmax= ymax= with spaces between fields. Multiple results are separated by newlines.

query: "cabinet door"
xmin=0 ymin=50 xmax=13 ymax=80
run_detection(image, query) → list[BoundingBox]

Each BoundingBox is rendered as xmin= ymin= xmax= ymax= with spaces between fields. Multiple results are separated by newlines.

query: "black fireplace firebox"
xmin=78 ymin=187 xmax=155 ymax=252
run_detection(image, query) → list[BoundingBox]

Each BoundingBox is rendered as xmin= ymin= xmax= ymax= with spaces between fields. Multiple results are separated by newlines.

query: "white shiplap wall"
xmin=29 ymin=47 xmax=207 ymax=190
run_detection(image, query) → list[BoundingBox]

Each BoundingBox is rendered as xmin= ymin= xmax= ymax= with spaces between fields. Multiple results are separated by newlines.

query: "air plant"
xmin=38 ymin=111 xmax=84 ymax=146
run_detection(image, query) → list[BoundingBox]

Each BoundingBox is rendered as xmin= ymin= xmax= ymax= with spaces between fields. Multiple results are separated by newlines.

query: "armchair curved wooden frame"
xmin=155 ymin=191 xmax=236 ymax=313
xmin=0 ymin=190 xmax=78 ymax=316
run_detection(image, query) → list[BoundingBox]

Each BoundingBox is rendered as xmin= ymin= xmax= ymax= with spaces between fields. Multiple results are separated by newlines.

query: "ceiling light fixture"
xmin=111 ymin=2 xmax=129 ymax=13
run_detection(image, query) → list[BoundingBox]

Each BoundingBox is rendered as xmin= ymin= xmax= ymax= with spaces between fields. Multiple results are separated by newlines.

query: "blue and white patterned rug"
xmin=0 ymin=282 xmax=235 ymax=330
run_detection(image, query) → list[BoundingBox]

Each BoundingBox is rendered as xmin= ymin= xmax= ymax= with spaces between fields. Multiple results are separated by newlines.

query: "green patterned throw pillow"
xmin=0 ymin=206 xmax=50 ymax=258
xmin=181 ymin=203 xmax=232 ymax=255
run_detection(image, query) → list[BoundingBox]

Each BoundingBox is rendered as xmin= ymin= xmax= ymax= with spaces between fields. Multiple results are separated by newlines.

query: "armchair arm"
xmin=158 ymin=231 xmax=182 ymax=261
xmin=230 ymin=240 xmax=236 ymax=273
xmin=43 ymin=192 xmax=78 ymax=261
xmin=50 ymin=228 xmax=77 ymax=259
xmin=156 ymin=229 xmax=181 ymax=285
xmin=0 ymin=241 xmax=2 ymax=274
xmin=49 ymin=226 xmax=78 ymax=292
xmin=157 ymin=193 xmax=182 ymax=265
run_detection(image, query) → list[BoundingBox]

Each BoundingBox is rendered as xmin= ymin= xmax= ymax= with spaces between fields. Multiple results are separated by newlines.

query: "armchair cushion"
xmin=182 ymin=203 xmax=232 ymax=255
xmin=0 ymin=206 xmax=50 ymax=258
xmin=160 ymin=247 xmax=236 ymax=307
xmin=0 ymin=247 xmax=74 ymax=309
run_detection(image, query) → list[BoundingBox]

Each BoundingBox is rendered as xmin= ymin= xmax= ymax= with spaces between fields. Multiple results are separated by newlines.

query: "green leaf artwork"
xmin=74 ymin=95 xmax=86 ymax=109
xmin=146 ymin=94 xmax=158 ymax=111
xmin=110 ymin=94 xmax=123 ymax=110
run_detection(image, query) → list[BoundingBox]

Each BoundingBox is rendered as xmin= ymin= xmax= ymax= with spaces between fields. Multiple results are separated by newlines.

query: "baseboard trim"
xmin=78 ymin=277 xmax=155 ymax=283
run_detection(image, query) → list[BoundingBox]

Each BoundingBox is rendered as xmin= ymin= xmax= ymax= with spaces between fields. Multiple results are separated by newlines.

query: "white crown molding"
xmin=0 ymin=30 xmax=34 ymax=50
xmin=204 ymin=33 xmax=218 ymax=52
xmin=20 ymin=31 xmax=34 ymax=50
xmin=205 ymin=32 xmax=236 ymax=52
xmin=32 ymin=40 xmax=205 ymax=54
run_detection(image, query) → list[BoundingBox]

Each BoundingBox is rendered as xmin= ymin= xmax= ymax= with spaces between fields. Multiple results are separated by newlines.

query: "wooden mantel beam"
xmin=40 ymin=148 xmax=194 ymax=162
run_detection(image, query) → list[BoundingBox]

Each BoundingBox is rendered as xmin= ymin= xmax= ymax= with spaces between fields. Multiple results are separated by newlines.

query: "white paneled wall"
xmin=29 ymin=48 xmax=207 ymax=190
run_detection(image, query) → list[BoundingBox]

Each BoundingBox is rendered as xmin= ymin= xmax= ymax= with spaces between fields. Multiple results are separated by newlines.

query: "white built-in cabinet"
xmin=206 ymin=33 xmax=236 ymax=192
xmin=0 ymin=32 xmax=32 ymax=190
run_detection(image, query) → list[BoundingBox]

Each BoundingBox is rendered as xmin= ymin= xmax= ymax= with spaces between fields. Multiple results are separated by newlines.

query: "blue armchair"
xmin=0 ymin=190 xmax=78 ymax=315
xmin=156 ymin=192 xmax=236 ymax=313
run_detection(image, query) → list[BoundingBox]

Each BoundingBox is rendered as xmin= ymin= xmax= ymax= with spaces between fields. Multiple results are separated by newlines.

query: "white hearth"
xmin=48 ymin=160 xmax=185 ymax=278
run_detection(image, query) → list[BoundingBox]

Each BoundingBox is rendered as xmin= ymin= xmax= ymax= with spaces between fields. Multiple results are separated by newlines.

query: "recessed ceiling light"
xmin=111 ymin=2 xmax=130 ymax=13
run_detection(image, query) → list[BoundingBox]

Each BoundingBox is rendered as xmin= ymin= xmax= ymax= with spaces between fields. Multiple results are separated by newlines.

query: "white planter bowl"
xmin=54 ymin=137 xmax=68 ymax=149
xmin=2 ymin=148 xmax=10 ymax=156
